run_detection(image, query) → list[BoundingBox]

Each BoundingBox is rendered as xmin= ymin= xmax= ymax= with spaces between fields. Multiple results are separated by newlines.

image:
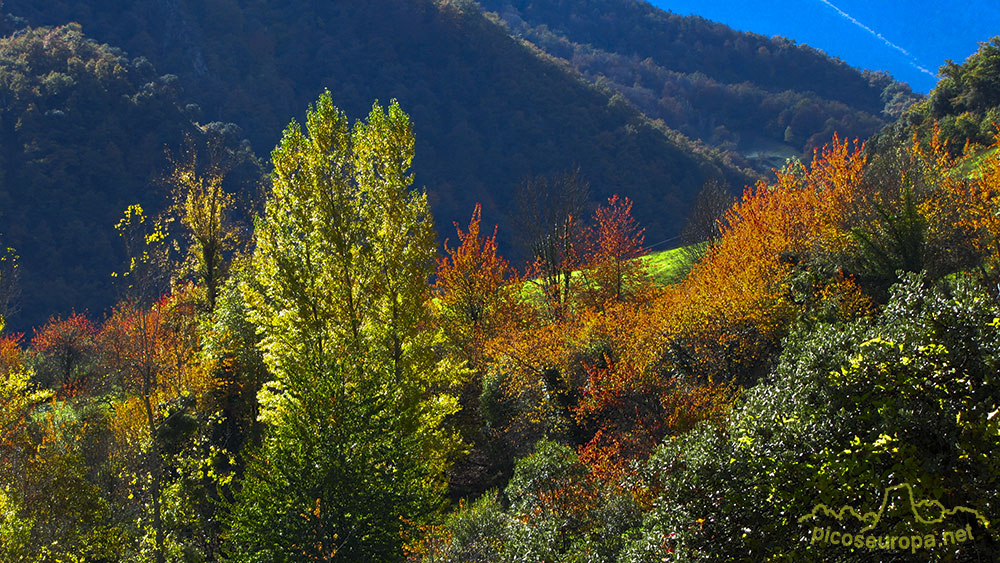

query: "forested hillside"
xmin=479 ymin=0 xmax=921 ymax=168
xmin=0 ymin=24 xmax=260 ymax=330
xmin=2 ymin=75 xmax=1000 ymax=559
xmin=1 ymin=0 xmax=770 ymax=328
xmin=0 ymin=0 xmax=756 ymax=221
xmin=1 ymin=3 xmax=1000 ymax=557
xmin=882 ymin=36 xmax=1000 ymax=154
xmin=0 ymin=0 xmax=921 ymax=329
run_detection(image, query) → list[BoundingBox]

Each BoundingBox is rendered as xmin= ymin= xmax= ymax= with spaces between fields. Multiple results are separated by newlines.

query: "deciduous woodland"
xmin=0 ymin=0 xmax=919 ymax=329
xmin=3 ymin=10 xmax=1000 ymax=563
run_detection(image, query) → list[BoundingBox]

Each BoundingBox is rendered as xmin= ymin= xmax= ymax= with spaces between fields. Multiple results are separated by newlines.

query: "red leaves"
xmin=575 ymin=355 xmax=738 ymax=473
xmin=99 ymin=287 xmax=215 ymax=402
xmin=0 ymin=332 xmax=25 ymax=376
xmin=581 ymin=195 xmax=648 ymax=305
xmin=31 ymin=312 xmax=97 ymax=389
xmin=435 ymin=204 xmax=512 ymax=359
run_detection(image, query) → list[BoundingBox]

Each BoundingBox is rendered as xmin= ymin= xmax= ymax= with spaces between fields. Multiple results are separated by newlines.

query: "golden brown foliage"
xmin=580 ymin=195 xmax=648 ymax=306
xmin=921 ymin=130 xmax=1000 ymax=281
xmin=435 ymin=204 xmax=511 ymax=359
xmin=657 ymin=135 xmax=869 ymax=380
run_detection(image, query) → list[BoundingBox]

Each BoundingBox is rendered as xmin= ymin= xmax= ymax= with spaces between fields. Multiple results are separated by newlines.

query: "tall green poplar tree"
xmin=227 ymin=91 xmax=464 ymax=561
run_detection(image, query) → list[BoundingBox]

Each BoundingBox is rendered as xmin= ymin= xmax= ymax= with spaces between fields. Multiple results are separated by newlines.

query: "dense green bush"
xmin=627 ymin=273 xmax=1000 ymax=561
xmin=426 ymin=439 xmax=643 ymax=562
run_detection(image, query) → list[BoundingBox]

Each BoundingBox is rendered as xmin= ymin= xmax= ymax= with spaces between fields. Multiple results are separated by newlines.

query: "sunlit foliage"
xmin=228 ymin=91 xmax=464 ymax=561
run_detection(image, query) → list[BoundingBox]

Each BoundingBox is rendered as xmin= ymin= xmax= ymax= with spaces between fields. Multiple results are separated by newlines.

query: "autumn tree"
xmin=112 ymin=204 xmax=173 ymax=305
xmin=580 ymin=194 xmax=648 ymax=305
xmin=163 ymin=132 xmax=242 ymax=311
xmin=101 ymin=288 xmax=217 ymax=563
xmin=661 ymin=135 xmax=868 ymax=382
xmin=229 ymin=91 xmax=464 ymax=560
xmin=0 ymin=333 xmax=104 ymax=561
xmin=0 ymin=403 xmax=125 ymax=561
xmin=0 ymin=337 xmax=49 ymax=458
xmin=435 ymin=203 xmax=511 ymax=359
xmin=919 ymin=131 xmax=1000 ymax=291
xmin=480 ymin=196 xmax=653 ymax=464
xmin=479 ymin=172 xmax=592 ymax=450
xmin=31 ymin=312 xmax=98 ymax=389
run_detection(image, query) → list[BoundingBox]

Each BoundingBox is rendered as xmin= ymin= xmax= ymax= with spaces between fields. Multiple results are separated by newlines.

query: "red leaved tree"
xmin=31 ymin=312 xmax=98 ymax=390
xmin=581 ymin=194 xmax=648 ymax=306
xmin=435 ymin=203 xmax=511 ymax=360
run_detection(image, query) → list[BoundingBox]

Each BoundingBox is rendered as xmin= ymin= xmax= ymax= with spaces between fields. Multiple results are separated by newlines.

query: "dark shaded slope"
xmin=3 ymin=0 xmax=754 ymax=258
xmin=0 ymin=24 xmax=258 ymax=331
xmin=0 ymin=25 xmax=199 ymax=330
xmin=479 ymin=0 xmax=920 ymax=167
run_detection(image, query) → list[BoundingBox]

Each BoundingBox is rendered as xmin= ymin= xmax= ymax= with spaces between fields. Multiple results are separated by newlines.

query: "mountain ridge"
xmin=478 ymin=0 xmax=921 ymax=168
xmin=0 ymin=0 xmax=909 ymax=329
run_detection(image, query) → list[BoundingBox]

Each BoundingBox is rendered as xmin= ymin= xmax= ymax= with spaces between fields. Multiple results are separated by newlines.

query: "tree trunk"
xmin=142 ymin=388 xmax=166 ymax=563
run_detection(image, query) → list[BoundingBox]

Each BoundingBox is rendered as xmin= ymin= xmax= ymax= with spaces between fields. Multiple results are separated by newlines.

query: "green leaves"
xmin=629 ymin=273 xmax=1000 ymax=560
xmin=230 ymin=91 xmax=462 ymax=560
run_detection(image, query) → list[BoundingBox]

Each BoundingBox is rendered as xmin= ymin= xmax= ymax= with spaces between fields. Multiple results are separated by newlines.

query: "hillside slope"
xmin=1 ymin=0 xmax=757 ymax=329
xmin=0 ymin=25 xmax=258 ymax=330
xmin=2 ymin=0 xmax=754 ymax=226
xmin=479 ymin=0 xmax=921 ymax=168
xmin=0 ymin=0 xmax=915 ymax=329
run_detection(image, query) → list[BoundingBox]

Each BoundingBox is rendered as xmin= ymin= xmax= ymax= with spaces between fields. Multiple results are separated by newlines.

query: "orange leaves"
xmin=0 ymin=332 xmax=25 ymax=376
xmin=435 ymin=204 xmax=511 ymax=358
xmin=580 ymin=195 xmax=649 ymax=305
xmin=814 ymin=275 xmax=874 ymax=320
xmin=658 ymin=135 xmax=869 ymax=379
xmin=574 ymin=358 xmax=662 ymax=459
xmin=32 ymin=313 xmax=96 ymax=356
xmin=574 ymin=353 xmax=738 ymax=467
xmin=577 ymin=430 xmax=631 ymax=489
xmin=920 ymin=131 xmax=1000 ymax=276
xmin=657 ymin=378 xmax=738 ymax=436
xmin=401 ymin=514 xmax=454 ymax=562
xmin=533 ymin=473 xmax=598 ymax=526
xmin=100 ymin=287 xmax=217 ymax=405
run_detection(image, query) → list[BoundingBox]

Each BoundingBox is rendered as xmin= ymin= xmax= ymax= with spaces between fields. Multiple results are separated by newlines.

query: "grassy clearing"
xmin=515 ymin=243 xmax=705 ymax=302
xmin=641 ymin=243 xmax=705 ymax=284
xmin=444 ymin=243 xmax=706 ymax=309
xmin=957 ymin=146 xmax=998 ymax=178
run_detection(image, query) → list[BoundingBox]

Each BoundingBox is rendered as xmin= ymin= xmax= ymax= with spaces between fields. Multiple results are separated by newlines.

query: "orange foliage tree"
xmin=919 ymin=130 xmax=1000 ymax=283
xmin=435 ymin=204 xmax=511 ymax=360
xmin=659 ymin=135 xmax=869 ymax=381
xmin=476 ymin=192 xmax=738 ymax=472
xmin=568 ymin=293 xmax=739 ymax=488
xmin=31 ymin=312 xmax=98 ymax=390
xmin=580 ymin=195 xmax=649 ymax=306
xmin=100 ymin=287 xmax=217 ymax=563
xmin=0 ymin=332 xmax=25 ymax=378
